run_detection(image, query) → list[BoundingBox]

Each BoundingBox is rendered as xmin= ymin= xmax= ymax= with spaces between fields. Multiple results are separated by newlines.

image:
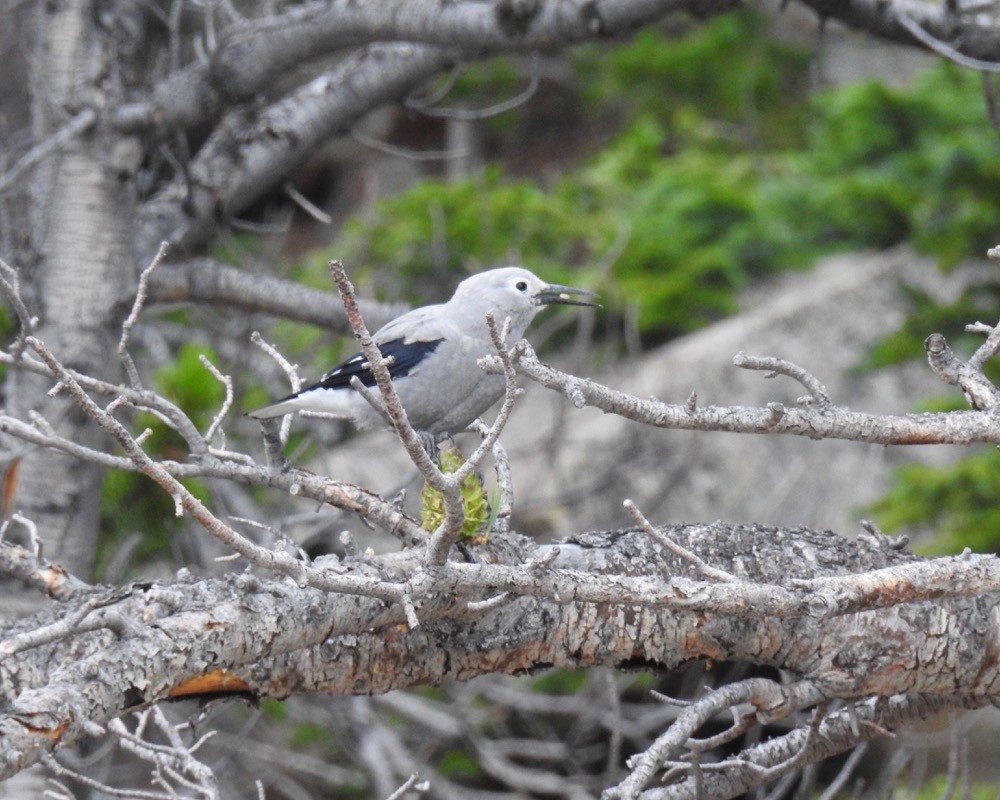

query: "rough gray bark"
xmin=1 ymin=525 xmax=997 ymax=789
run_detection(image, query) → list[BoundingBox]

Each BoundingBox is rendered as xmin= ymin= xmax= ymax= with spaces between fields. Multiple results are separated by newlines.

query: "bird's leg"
xmin=258 ymin=417 xmax=289 ymax=471
xmin=417 ymin=430 xmax=440 ymax=460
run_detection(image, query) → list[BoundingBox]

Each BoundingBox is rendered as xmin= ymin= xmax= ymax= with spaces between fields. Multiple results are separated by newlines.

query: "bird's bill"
xmin=536 ymin=283 xmax=600 ymax=307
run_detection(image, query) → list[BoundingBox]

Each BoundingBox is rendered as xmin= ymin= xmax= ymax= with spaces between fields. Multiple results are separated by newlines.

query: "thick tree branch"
xmin=3 ymin=525 xmax=1000 ymax=783
xmin=208 ymin=0 xmax=708 ymax=99
xmin=797 ymin=0 xmax=1000 ymax=63
xmin=609 ymin=678 xmax=826 ymax=799
xmin=0 ymin=541 xmax=90 ymax=600
xmin=136 ymin=43 xmax=451 ymax=259
xmin=107 ymin=0 xmax=1000 ymax=142
xmin=146 ymin=258 xmax=408 ymax=332
xmin=112 ymin=0 xmax=722 ymax=134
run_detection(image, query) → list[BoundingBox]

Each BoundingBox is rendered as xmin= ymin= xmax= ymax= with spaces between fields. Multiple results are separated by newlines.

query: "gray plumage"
xmin=248 ymin=267 xmax=597 ymax=436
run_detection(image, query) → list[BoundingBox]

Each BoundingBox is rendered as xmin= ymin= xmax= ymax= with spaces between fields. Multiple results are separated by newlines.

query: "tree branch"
xmin=640 ymin=694 xmax=986 ymax=800
xmin=797 ymin=0 xmax=1000 ymax=63
xmin=4 ymin=525 xmax=1000 ymax=783
xmin=146 ymin=258 xmax=408 ymax=333
xmin=503 ymin=342 xmax=1000 ymax=445
xmin=136 ymin=44 xmax=451 ymax=259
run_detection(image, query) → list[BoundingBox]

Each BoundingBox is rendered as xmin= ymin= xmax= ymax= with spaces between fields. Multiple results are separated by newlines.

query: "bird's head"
xmin=452 ymin=267 xmax=598 ymax=332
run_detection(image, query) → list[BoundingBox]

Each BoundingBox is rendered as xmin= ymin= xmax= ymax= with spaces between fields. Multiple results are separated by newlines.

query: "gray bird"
xmin=248 ymin=267 xmax=598 ymax=436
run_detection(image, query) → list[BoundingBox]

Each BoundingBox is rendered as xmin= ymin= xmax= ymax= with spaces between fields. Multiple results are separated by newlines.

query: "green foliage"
xmin=289 ymin=721 xmax=334 ymax=749
xmin=153 ymin=343 xmax=225 ymax=431
xmin=575 ymin=12 xmax=812 ymax=148
xmin=871 ymin=449 xmax=1000 ymax=554
xmin=338 ymin=167 xmax=603 ymax=309
xmin=97 ymin=344 xmax=223 ymax=577
xmin=420 ymin=447 xmax=491 ymax=540
xmin=901 ymin=773 xmax=997 ymax=800
xmin=774 ymin=70 xmax=1000 ymax=265
xmin=260 ymin=698 xmax=289 ymax=721
xmin=530 ymin=668 xmax=589 ymax=695
xmin=436 ymin=749 xmax=482 ymax=779
xmin=99 ymin=470 xmax=211 ymax=577
xmin=863 ymin=284 xmax=1000 ymax=371
xmin=335 ymin=37 xmax=1000 ymax=340
xmin=872 ymin=448 xmax=1000 ymax=553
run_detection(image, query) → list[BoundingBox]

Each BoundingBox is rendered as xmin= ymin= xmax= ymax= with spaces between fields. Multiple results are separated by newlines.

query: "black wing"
xmin=303 ymin=338 xmax=445 ymax=392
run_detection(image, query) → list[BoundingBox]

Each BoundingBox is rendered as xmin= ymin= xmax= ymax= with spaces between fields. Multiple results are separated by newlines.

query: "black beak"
xmin=536 ymin=283 xmax=600 ymax=308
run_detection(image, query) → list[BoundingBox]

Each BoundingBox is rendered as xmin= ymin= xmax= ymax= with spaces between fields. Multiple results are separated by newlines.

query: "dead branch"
xmin=501 ymin=341 xmax=1000 ymax=445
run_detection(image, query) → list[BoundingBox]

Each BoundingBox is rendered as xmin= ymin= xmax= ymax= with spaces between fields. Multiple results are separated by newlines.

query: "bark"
xmin=2 ymin=524 xmax=998 ymax=781
xmin=147 ymin=258 xmax=409 ymax=332
xmin=9 ymin=0 xmax=141 ymax=576
xmin=799 ymin=0 xmax=1000 ymax=62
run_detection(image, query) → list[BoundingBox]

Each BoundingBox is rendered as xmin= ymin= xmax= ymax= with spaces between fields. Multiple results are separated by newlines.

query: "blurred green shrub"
xmin=333 ymin=14 xmax=1000 ymax=341
xmin=97 ymin=344 xmax=222 ymax=576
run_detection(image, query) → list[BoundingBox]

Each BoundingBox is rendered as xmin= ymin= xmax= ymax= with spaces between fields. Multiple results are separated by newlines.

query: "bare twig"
xmin=0 ymin=596 xmax=128 ymax=656
xmin=0 ymin=257 xmax=39 ymax=356
xmin=198 ymin=353 xmax=233 ymax=447
xmin=351 ymin=128 xmax=468 ymax=162
xmin=0 ymin=108 xmax=97 ymax=195
xmin=451 ymin=313 xmax=521 ymax=486
xmin=423 ymin=312 xmax=523 ymax=565
xmin=897 ymin=13 xmax=1000 ymax=72
xmin=815 ymin=741 xmax=869 ymax=800
xmin=0 ymin=403 xmax=427 ymax=545
xmin=43 ymin=752 xmax=182 ymax=800
xmin=405 ymin=64 xmax=462 ymax=110
xmin=283 ymin=181 xmax=333 ymax=224
xmin=473 ymin=420 xmax=513 ymax=534
xmin=624 ymin=500 xmax=738 ymax=583
xmin=465 ymin=591 xmax=511 ymax=612
xmin=349 ymin=375 xmax=394 ymax=427
xmin=925 ymin=332 xmax=1000 ymax=411
xmin=733 ymin=352 xmax=832 ymax=406
xmin=384 ymin=772 xmax=429 ymax=800
xmin=406 ymin=53 xmax=540 ymax=120
xmin=966 ymin=316 xmax=1000 ymax=371
xmin=23 ymin=335 xmax=408 ymax=601
xmin=502 ymin=342 xmax=1000 ymax=445
xmin=119 ymin=242 xmax=169 ymax=389
xmin=401 ymin=593 xmax=420 ymax=630
xmin=327 ymin=259 xmax=473 ymax=566
xmin=327 ymin=261 xmax=441 ymax=480
xmin=250 ymin=330 xmax=301 ymax=446
xmin=610 ymin=679 xmax=823 ymax=799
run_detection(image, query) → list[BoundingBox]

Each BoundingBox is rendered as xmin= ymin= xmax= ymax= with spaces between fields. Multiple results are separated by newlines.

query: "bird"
xmin=248 ymin=267 xmax=598 ymax=437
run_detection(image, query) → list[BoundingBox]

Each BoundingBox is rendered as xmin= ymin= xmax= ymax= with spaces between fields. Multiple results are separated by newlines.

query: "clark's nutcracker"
xmin=248 ymin=267 xmax=597 ymax=436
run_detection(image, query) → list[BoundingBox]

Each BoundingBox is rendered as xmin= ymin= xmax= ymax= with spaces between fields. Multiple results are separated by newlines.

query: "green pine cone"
xmin=421 ymin=447 xmax=491 ymax=541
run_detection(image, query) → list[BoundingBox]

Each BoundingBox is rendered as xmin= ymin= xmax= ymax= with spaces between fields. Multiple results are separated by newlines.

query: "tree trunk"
xmin=11 ymin=0 xmax=141 ymax=576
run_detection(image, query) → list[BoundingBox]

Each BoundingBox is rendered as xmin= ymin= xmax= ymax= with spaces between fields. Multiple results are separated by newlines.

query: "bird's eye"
xmin=515 ymin=281 xmax=528 ymax=292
